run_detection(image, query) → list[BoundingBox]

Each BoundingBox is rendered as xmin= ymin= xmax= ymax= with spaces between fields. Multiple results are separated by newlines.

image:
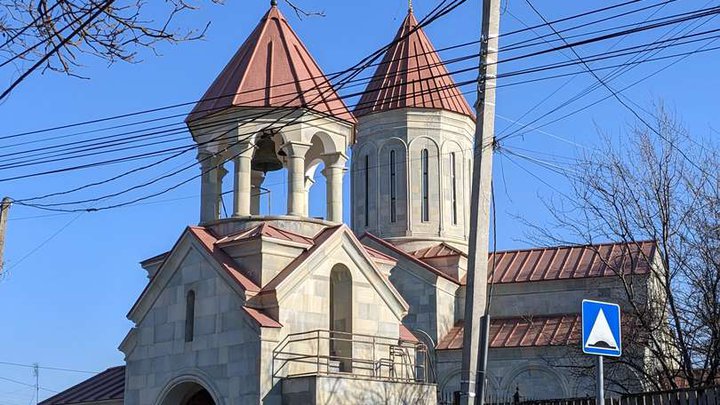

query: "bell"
xmin=251 ymin=136 xmax=283 ymax=173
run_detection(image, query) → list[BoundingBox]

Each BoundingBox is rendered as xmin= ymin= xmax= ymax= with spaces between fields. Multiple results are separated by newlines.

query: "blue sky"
xmin=1 ymin=0 xmax=719 ymax=402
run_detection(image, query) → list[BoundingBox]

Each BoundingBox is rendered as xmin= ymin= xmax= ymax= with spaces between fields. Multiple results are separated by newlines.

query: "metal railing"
xmin=272 ymin=329 xmax=432 ymax=384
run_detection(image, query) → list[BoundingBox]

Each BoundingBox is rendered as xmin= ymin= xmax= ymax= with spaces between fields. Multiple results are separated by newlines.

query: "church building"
xmin=41 ymin=2 xmax=664 ymax=404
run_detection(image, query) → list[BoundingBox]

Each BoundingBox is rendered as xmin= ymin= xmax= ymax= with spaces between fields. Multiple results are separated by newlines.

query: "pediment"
xmin=127 ymin=227 xmax=259 ymax=325
xmin=249 ymin=225 xmax=409 ymax=320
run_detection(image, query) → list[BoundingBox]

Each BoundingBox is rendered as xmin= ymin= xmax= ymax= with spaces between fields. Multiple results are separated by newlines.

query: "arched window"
xmin=330 ymin=265 xmax=353 ymax=372
xmin=421 ymin=149 xmax=429 ymax=222
xmin=390 ymin=150 xmax=397 ymax=223
xmin=450 ymin=152 xmax=458 ymax=225
xmin=364 ymin=155 xmax=370 ymax=227
xmin=185 ymin=290 xmax=195 ymax=342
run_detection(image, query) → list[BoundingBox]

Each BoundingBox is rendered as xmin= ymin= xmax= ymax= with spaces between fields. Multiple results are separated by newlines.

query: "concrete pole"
xmin=460 ymin=0 xmax=501 ymax=404
xmin=0 ymin=197 xmax=10 ymax=274
xmin=282 ymin=142 xmax=312 ymax=216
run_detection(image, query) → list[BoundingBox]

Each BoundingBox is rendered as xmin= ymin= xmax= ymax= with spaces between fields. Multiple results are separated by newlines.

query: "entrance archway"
xmin=186 ymin=388 xmax=215 ymax=405
xmin=159 ymin=381 xmax=217 ymax=405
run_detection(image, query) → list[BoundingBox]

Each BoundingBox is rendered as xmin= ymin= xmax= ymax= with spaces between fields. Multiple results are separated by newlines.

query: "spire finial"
xmin=271 ymin=0 xmax=277 ymax=6
xmin=408 ymin=0 xmax=413 ymax=13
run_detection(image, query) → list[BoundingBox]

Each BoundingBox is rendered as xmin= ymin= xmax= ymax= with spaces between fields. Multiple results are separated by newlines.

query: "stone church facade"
xmin=41 ymin=3 xmax=663 ymax=405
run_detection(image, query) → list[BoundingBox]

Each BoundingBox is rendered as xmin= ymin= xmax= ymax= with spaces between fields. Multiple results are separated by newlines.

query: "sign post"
xmin=582 ymin=299 xmax=621 ymax=405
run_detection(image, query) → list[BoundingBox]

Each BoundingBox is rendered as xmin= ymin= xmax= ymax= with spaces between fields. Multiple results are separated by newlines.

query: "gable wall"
xmin=123 ymin=246 xmax=262 ymax=405
xmin=265 ymin=240 xmax=403 ymax=387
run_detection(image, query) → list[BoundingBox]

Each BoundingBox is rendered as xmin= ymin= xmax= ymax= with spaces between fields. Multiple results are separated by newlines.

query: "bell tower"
xmin=352 ymin=9 xmax=476 ymax=253
xmin=185 ymin=2 xmax=355 ymax=225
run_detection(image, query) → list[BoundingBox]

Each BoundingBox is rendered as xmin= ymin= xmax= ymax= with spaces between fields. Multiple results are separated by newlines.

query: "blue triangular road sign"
xmin=582 ymin=299 xmax=622 ymax=357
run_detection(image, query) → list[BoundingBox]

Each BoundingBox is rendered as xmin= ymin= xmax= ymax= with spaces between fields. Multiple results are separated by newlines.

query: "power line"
xmin=9 ymin=12 xmax=720 ymax=179
xmin=0 ymin=361 xmax=97 ymax=375
xmin=0 ymin=1 xmax=695 ymax=167
xmin=10 ymin=0 xmax=473 ymax=209
xmin=8 ymin=2 xmax=720 ymax=214
xmin=497 ymin=1 xmax=720 ymax=143
xmin=0 ymin=376 xmax=57 ymax=394
xmin=0 ymin=0 xmax=648 ymax=142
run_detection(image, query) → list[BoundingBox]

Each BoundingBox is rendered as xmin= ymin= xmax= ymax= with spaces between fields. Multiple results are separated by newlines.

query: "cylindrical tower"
xmin=352 ymin=10 xmax=476 ymax=253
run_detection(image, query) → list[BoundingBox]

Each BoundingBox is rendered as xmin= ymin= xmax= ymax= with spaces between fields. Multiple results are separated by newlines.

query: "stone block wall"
xmin=123 ymin=247 xmax=262 ymax=405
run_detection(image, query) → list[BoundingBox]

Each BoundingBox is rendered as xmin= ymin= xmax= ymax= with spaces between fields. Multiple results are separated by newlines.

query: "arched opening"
xmin=159 ymin=381 xmax=216 ymax=405
xmin=305 ymin=158 xmax=326 ymax=219
xmin=186 ymin=389 xmax=215 ymax=405
xmin=329 ymin=265 xmax=353 ymax=372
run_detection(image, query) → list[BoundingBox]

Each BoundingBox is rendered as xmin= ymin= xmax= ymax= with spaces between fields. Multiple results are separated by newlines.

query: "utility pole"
xmin=0 ymin=197 xmax=11 ymax=275
xmin=33 ymin=362 xmax=39 ymax=405
xmin=459 ymin=0 xmax=501 ymax=404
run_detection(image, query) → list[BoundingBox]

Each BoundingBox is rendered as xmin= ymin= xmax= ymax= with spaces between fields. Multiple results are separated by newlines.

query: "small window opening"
xmin=390 ymin=150 xmax=397 ymax=223
xmin=421 ymin=149 xmax=429 ymax=222
xmin=185 ymin=290 xmax=195 ymax=342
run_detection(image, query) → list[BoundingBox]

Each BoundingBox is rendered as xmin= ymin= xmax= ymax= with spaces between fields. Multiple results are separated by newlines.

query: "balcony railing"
xmin=272 ymin=329 xmax=432 ymax=384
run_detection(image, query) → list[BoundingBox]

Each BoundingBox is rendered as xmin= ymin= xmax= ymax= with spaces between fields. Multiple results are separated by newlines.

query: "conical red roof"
xmin=186 ymin=5 xmax=355 ymax=124
xmin=355 ymin=12 xmax=474 ymax=119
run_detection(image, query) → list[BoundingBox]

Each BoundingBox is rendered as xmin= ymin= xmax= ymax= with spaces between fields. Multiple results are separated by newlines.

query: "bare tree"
xmin=0 ymin=0 xmax=322 ymax=100
xmin=530 ymin=103 xmax=720 ymax=390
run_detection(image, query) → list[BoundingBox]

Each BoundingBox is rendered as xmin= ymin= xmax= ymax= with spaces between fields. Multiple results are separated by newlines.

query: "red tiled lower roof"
xmin=400 ymin=324 xmax=419 ymax=343
xmin=364 ymin=245 xmax=398 ymax=264
xmin=411 ymin=243 xmax=466 ymax=260
xmin=188 ymin=226 xmax=261 ymax=292
xmin=436 ymin=314 xmax=581 ymax=350
xmin=359 ymin=233 xmax=461 ymax=285
xmin=243 ymin=306 xmax=282 ymax=328
xmin=39 ymin=366 xmax=125 ymax=404
xmin=217 ymin=223 xmax=314 ymax=246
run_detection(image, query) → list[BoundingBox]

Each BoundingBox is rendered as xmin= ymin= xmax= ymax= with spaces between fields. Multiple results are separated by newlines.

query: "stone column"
xmin=232 ymin=143 xmax=255 ymax=217
xmin=322 ymin=152 xmax=347 ymax=223
xmin=199 ymin=152 xmax=220 ymax=224
xmin=281 ymin=142 xmax=312 ymax=216
xmin=303 ymin=176 xmax=315 ymax=217
xmin=250 ymin=170 xmax=265 ymax=215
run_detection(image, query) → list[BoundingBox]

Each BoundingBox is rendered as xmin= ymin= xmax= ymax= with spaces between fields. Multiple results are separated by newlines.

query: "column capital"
xmin=280 ymin=141 xmax=313 ymax=158
xmin=230 ymin=138 xmax=257 ymax=158
xmin=320 ymin=152 xmax=348 ymax=169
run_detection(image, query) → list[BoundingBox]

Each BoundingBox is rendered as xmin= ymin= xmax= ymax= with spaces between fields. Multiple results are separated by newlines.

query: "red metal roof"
xmin=354 ymin=11 xmax=474 ymax=120
xmin=364 ymin=245 xmax=398 ymax=264
xmin=481 ymin=240 xmax=656 ymax=284
xmin=243 ymin=306 xmax=282 ymax=328
xmin=436 ymin=314 xmax=581 ymax=350
xmin=400 ymin=324 xmax=420 ymax=343
xmin=359 ymin=232 xmax=461 ymax=285
xmin=186 ymin=5 xmax=354 ymax=124
xmin=39 ymin=366 xmax=125 ymax=404
xmin=217 ymin=223 xmax=315 ymax=246
xmin=188 ymin=227 xmax=261 ymax=292
xmin=411 ymin=243 xmax=466 ymax=260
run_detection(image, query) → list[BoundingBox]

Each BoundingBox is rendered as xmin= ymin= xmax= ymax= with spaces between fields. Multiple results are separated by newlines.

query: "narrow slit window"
xmin=421 ymin=149 xmax=429 ymax=222
xmin=451 ymin=152 xmax=458 ymax=225
xmin=364 ymin=155 xmax=370 ymax=227
xmin=185 ymin=290 xmax=195 ymax=342
xmin=390 ymin=150 xmax=397 ymax=223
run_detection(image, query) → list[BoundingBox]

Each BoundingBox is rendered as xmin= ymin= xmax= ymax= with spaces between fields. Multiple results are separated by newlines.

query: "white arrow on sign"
xmin=585 ymin=308 xmax=618 ymax=350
